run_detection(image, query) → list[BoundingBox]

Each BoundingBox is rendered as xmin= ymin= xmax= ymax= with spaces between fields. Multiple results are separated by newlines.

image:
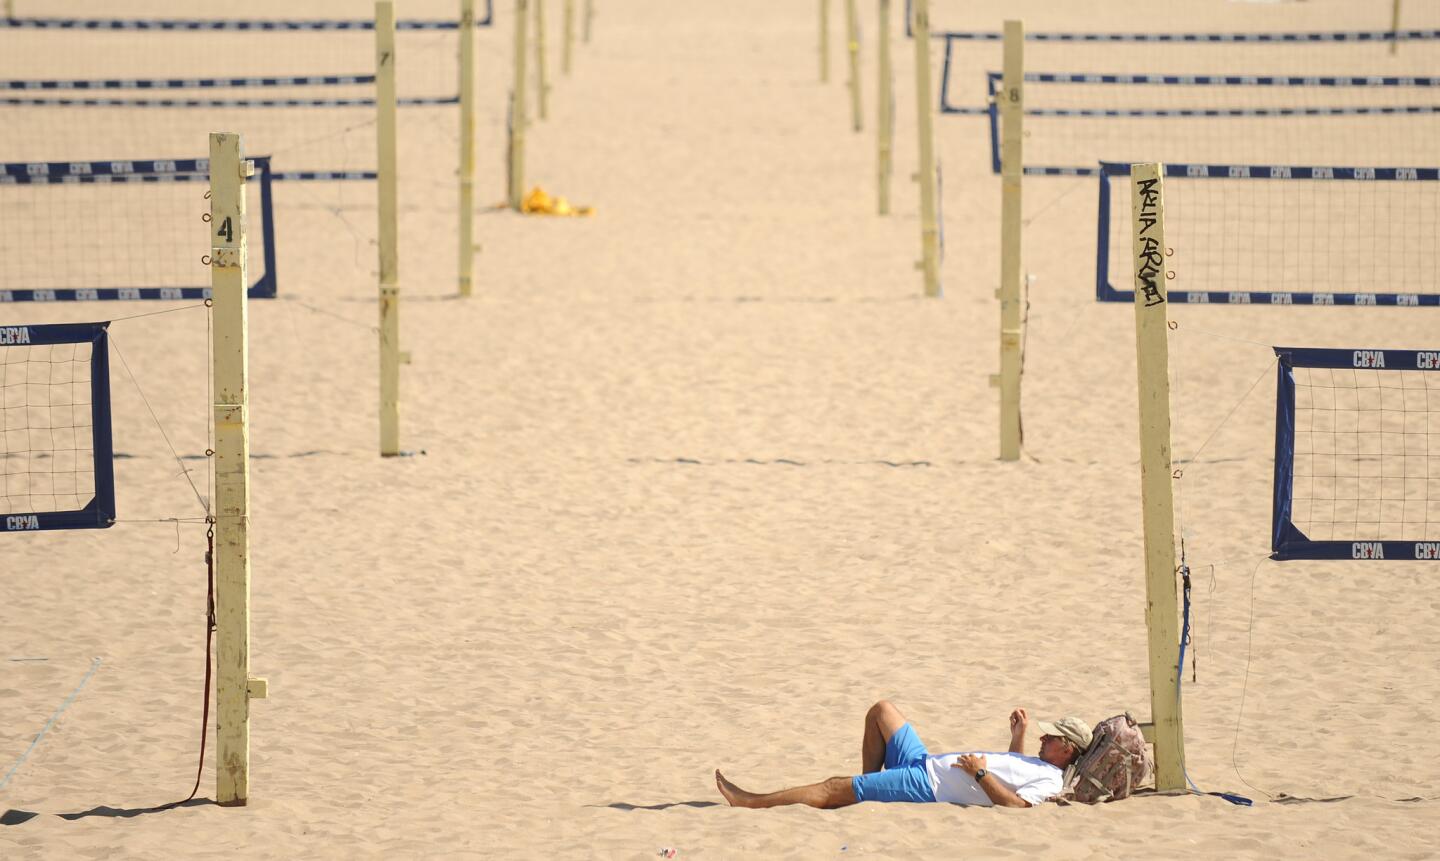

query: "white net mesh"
xmin=1 ymin=338 xmax=96 ymax=516
xmin=0 ymin=9 xmax=466 ymax=298
xmin=0 ymin=25 xmax=458 ymax=172
xmin=1104 ymin=169 xmax=1440 ymax=302
xmin=1291 ymin=366 xmax=1440 ymax=541
xmin=1005 ymin=74 xmax=1440 ymax=169
xmin=0 ymin=166 xmax=268 ymax=297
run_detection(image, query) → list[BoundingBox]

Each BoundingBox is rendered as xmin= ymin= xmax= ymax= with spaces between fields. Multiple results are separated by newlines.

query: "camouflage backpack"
xmin=1066 ymin=713 xmax=1154 ymax=803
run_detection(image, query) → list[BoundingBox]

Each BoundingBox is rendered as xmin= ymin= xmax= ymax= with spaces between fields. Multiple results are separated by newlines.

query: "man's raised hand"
xmin=1009 ymin=708 xmax=1029 ymax=740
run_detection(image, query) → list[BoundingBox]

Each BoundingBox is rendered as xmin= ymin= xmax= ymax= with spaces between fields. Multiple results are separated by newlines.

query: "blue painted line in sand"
xmin=0 ymin=657 xmax=103 ymax=792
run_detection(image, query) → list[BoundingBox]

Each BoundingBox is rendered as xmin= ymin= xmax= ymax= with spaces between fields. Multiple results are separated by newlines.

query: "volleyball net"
xmin=0 ymin=7 xmax=475 ymax=301
xmin=1096 ymin=161 xmax=1439 ymax=306
xmin=939 ymin=28 xmax=1440 ymax=111
xmin=0 ymin=21 xmax=459 ymax=175
xmin=1273 ymin=347 xmax=1440 ymax=560
xmin=0 ymin=2 xmax=494 ymax=30
xmin=974 ymin=70 xmax=1440 ymax=173
xmin=0 ymin=157 xmax=275 ymax=301
xmin=932 ymin=26 xmax=1440 ymax=178
xmin=0 ymin=322 xmax=115 ymax=532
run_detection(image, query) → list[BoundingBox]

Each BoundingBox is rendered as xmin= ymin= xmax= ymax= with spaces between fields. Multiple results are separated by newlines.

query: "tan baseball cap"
xmin=1035 ymin=716 xmax=1093 ymax=753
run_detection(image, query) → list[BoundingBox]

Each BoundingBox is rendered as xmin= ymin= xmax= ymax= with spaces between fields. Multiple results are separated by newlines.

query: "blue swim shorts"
xmin=850 ymin=723 xmax=937 ymax=803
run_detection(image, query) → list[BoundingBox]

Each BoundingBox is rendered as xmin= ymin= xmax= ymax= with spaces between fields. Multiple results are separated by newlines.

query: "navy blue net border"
xmin=0 ymin=72 xmax=457 ymax=108
xmin=1271 ymin=346 xmax=1440 ymax=560
xmin=0 ymin=95 xmax=458 ymax=107
xmin=0 ymin=156 xmax=277 ymax=302
xmin=931 ymin=27 xmax=1440 ymax=43
xmin=1 ymin=322 xmax=115 ymax=532
xmin=2 ymin=74 xmax=375 ymax=90
xmin=0 ymin=2 xmax=493 ymax=29
xmin=906 ymin=1 xmax=1440 ymax=44
xmin=1093 ymin=161 xmax=1440 ymax=306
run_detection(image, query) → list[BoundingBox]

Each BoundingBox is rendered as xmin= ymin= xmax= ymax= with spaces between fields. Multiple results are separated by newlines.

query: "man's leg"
xmin=862 ymin=699 xmax=909 ymax=774
xmin=715 ymin=770 xmax=857 ymax=810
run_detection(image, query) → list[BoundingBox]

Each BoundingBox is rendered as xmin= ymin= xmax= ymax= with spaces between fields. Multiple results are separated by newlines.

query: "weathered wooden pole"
xmin=459 ymin=0 xmax=476 ymax=296
xmin=1390 ymin=0 xmax=1403 ymax=55
xmin=997 ymin=20 xmax=1024 ymax=460
xmin=1130 ymin=161 xmax=1186 ymax=793
xmin=210 ymin=131 xmax=267 ymax=806
xmin=877 ymin=0 xmax=893 ymax=214
xmin=535 ymin=0 xmax=550 ymax=120
xmin=844 ymin=0 xmax=862 ymax=131
xmin=563 ymin=0 xmax=574 ymax=75
xmin=911 ymin=0 xmax=940 ymax=296
xmin=509 ymin=0 xmax=530 ymax=209
xmin=377 ymin=0 xmax=403 ymax=456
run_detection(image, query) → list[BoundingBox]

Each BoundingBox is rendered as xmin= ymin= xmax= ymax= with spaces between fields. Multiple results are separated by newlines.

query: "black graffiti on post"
xmin=1134 ymin=177 xmax=1167 ymax=308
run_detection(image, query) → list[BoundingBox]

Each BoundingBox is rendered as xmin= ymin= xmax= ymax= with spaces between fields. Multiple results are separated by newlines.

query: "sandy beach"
xmin=3 ymin=0 xmax=1440 ymax=857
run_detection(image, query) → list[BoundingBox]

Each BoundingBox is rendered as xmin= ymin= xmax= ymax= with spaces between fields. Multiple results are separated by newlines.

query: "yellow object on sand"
xmin=522 ymin=186 xmax=595 ymax=216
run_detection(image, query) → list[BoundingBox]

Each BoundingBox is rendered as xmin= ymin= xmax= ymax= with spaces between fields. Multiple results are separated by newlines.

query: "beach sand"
xmin=3 ymin=0 xmax=1439 ymax=857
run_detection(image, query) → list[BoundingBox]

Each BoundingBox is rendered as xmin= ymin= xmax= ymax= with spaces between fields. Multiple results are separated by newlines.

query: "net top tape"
xmin=1026 ymin=166 xmax=1102 ymax=176
xmin=0 ymin=17 xmax=461 ymax=30
xmin=942 ymin=29 xmax=1440 ymax=43
xmin=0 ymin=173 xmax=213 ymax=185
xmin=1274 ymin=347 xmax=1440 ymax=370
xmin=0 ymin=321 xmax=109 ymax=347
xmin=272 ymin=171 xmax=377 ymax=181
xmin=0 ymin=95 xmax=458 ymax=108
xmin=1021 ymin=105 xmax=1440 ymax=118
xmin=0 ymin=156 xmax=271 ymax=181
xmin=1098 ymin=161 xmax=1440 ymax=180
xmin=989 ymin=71 xmax=1440 ymax=87
xmin=0 ymin=159 xmax=357 ymax=185
xmin=2 ymin=74 xmax=373 ymax=91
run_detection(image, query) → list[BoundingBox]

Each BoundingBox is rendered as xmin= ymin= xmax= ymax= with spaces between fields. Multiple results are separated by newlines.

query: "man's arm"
xmin=951 ymin=755 xmax=1032 ymax=809
xmin=1007 ymin=708 xmax=1029 ymax=755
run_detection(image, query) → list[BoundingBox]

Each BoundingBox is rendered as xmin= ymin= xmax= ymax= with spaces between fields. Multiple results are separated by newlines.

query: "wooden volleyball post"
xmin=377 ymin=0 xmax=404 ymax=456
xmin=996 ymin=20 xmax=1024 ymax=460
xmin=1390 ymin=0 xmax=1402 ymax=55
xmin=459 ymin=0 xmax=476 ymax=296
xmin=844 ymin=0 xmax=862 ymax=131
xmin=1130 ymin=162 xmax=1186 ymax=793
xmin=509 ymin=0 xmax=530 ymax=209
xmin=562 ymin=0 xmax=574 ymax=75
xmin=209 ymin=131 xmax=268 ymax=806
xmin=535 ymin=0 xmax=550 ymax=121
xmin=819 ymin=0 xmax=830 ymax=83
xmin=911 ymin=0 xmax=940 ymax=296
xmin=876 ymin=0 xmax=893 ymax=214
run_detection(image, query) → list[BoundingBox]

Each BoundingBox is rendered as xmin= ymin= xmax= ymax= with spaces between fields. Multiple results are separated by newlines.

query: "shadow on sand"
xmin=593 ymin=800 xmax=722 ymax=811
xmin=2 ymin=798 xmax=212 ymax=826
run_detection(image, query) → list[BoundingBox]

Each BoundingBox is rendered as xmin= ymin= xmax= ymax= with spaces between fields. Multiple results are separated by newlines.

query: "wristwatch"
xmin=974 ymin=768 xmax=988 ymax=782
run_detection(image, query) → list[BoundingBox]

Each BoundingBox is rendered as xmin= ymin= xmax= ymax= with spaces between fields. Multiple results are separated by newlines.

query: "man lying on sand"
xmin=715 ymin=699 xmax=1090 ymax=809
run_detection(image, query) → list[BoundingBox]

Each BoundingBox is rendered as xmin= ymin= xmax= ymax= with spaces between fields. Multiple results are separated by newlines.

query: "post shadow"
xmin=2 ymin=797 xmax=213 ymax=826
xmin=592 ymin=800 xmax=721 ymax=811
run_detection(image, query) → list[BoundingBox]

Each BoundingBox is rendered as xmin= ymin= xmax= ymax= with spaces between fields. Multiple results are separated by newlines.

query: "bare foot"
xmin=715 ymin=769 xmax=753 ymax=808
